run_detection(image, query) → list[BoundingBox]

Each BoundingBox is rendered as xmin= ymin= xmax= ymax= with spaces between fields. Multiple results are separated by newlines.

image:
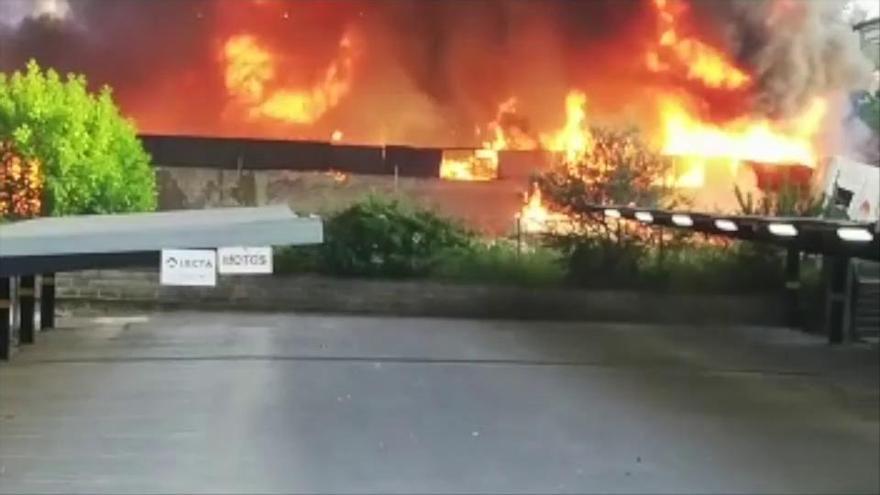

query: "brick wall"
xmin=57 ymin=270 xmax=789 ymax=326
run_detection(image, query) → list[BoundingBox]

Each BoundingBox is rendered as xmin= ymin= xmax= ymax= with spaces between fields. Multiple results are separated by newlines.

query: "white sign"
xmin=217 ymin=246 xmax=273 ymax=275
xmin=160 ymin=249 xmax=217 ymax=287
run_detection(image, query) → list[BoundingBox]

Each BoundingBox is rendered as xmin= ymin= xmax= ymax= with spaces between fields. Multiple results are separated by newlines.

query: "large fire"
xmin=5 ymin=0 xmax=855 ymax=230
xmin=212 ymin=0 xmax=835 ymax=234
xmin=539 ymin=91 xmax=593 ymax=167
xmin=222 ymin=29 xmax=357 ymax=125
xmin=502 ymin=0 xmax=830 ymax=230
xmin=645 ymin=0 xmax=751 ymax=91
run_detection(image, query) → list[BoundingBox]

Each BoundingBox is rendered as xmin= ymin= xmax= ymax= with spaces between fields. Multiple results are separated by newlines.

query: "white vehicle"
xmin=819 ymin=155 xmax=880 ymax=225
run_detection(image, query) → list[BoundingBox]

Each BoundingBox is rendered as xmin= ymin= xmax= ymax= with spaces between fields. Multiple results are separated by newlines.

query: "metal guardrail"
xmin=577 ymin=204 xmax=879 ymax=261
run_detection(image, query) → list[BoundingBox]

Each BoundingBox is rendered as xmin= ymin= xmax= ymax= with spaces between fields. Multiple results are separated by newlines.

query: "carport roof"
xmin=0 ymin=205 xmax=322 ymax=276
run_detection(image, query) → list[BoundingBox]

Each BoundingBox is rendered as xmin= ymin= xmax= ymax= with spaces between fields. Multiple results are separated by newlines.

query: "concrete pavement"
xmin=1 ymin=312 xmax=878 ymax=494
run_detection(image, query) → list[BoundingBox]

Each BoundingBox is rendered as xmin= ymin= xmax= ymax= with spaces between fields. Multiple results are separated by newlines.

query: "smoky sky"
xmin=0 ymin=0 xmax=870 ymax=143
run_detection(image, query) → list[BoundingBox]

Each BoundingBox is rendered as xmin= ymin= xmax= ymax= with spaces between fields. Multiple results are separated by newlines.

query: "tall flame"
xmin=643 ymin=0 xmax=825 ymax=189
xmin=646 ymin=0 xmax=751 ymax=90
xmin=223 ymin=35 xmax=274 ymax=104
xmin=539 ymin=91 xmax=593 ymax=166
xmin=222 ymin=31 xmax=356 ymax=125
xmin=439 ymin=97 xmax=530 ymax=181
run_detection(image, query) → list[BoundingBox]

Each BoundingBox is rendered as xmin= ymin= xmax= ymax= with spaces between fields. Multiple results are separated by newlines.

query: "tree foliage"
xmin=536 ymin=126 xmax=678 ymax=217
xmin=533 ymin=125 xmax=687 ymax=283
xmin=0 ymin=60 xmax=155 ymax=216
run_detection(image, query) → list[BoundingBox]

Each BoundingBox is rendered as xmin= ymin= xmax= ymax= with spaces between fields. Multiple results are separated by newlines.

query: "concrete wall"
xmin=57 ymin=270 xmax=789 ymax=326
xmin=156 ymin=166 xmax=533 ymax=235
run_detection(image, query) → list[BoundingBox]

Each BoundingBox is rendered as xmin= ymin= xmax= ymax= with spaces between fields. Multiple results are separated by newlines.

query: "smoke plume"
xmin=0 ymin=0 xmax=873 ymax=144
xmin=693 ymin=0 xmax=872 ymax=118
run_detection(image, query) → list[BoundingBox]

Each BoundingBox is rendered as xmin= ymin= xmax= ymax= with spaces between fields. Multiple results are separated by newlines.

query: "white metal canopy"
xmin=0 ymin=205 xmax=322 ymax=260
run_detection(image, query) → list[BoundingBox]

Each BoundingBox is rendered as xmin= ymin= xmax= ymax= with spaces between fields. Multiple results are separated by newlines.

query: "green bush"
xmin=560 ymin=238 xmax=784 ymax=293
xmin=642 ymin=243 xmax=785 ymax=293
xmin=274 ymin=245 xmax=321 ymax=274
xmin=431 ymin=241 xmax=565 ymax=288
xmin=318 ymin=196 xmax=472 ymax=277
xmin=0 ymin=60 xmax=156 ymax=215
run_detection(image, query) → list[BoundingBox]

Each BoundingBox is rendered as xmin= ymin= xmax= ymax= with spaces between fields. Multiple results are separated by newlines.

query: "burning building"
xmin=0 ymin=0 xmax=875 ymax=232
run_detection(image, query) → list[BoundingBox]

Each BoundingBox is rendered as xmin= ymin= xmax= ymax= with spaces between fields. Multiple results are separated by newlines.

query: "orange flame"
xmin=539 ymin=91 xmax=593 ymax=166
xmin=518 ymin=183 xmax=576 ymax=235
xmin=644 ymin=0 xmax=823 ymax=190
xmin=647 ymin=0 xmax=751 ymax=90
xmin=222 ymin=31 xmax=356 ymax=125
xmin=223 ymin=35 xmax=274 ymax=104
xmin=660 ymin=97 xmax=824 ymax=166
xmin=657 ymin=96 xmax=826 ymax=188
xmin=440 ymin=98 xmax=526 ymax=181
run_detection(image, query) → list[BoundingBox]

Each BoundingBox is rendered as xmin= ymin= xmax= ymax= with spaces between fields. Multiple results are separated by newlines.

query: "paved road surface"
xmin=1 ymin=312 xmax=878 ymax=494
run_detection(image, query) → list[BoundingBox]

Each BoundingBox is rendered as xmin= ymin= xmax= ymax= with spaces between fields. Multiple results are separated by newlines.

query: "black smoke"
xmin=0 ymin=0 xmax=872 ymax=143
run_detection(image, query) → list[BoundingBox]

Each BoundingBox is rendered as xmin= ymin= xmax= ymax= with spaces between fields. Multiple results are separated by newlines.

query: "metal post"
xmin=19 ymin=275 xmax=35 ymax=344
xmin=784 ymin=249 xmax=801 ymax=328
xmin=825 ymin=255 xmax=850 ymax=344
xmin=41 ymin=273 xmax=56 ymax=330
xmin=0 ymin=277 xmax=10 ymax=360
xmin=843 ymin=260 xmax=857 ymax=342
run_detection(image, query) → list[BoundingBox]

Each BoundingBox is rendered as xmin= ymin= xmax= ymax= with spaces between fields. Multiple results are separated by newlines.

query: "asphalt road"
xmin=1 ymin=311 xmax=878 ymax=494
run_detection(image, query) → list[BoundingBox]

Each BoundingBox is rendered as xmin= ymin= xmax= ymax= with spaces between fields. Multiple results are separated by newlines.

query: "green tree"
xmin=0 ymin=60 xmax=155 ymax=216
xmin=534 ymin=125 xmax=686 ymax=286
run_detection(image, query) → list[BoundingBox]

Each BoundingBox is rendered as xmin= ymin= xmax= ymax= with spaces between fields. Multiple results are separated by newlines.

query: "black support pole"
xmin=19 ymin=275 xmax=36 ymax=344
xmin=784 ymin=249 xmax=801 ymax=328
xmin=825 ymin=256 xmax=850 ymax=344
xmin=41 ymin=273 xmax=56 ymax=330
xmin=1 ymin=277 xmax=11 ymax=360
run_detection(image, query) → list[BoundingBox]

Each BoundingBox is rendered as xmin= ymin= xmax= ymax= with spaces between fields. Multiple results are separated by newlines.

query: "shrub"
xmin=274 ymin=245 xmax=321 ymax=274
xmin=558 ymin=239 xmax=785 ymax=293
xmin=319 ymin=196 xmax=473 ymax=277
xmin=0 ymin=60 xmax=155 ymax=216
xmin=431 ymin=241 xmax=565 ymax=288
xmin=642 ymin=243 xmax=785 ymax=293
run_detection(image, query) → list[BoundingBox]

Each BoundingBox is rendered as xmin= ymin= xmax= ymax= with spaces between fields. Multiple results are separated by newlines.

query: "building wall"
xmin=155 ymin=166 xmax=534 ymax=235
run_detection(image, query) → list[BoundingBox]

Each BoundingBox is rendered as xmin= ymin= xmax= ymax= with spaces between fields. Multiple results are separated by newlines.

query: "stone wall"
xmin=57 ymin=270 xmax=789 ymax=326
